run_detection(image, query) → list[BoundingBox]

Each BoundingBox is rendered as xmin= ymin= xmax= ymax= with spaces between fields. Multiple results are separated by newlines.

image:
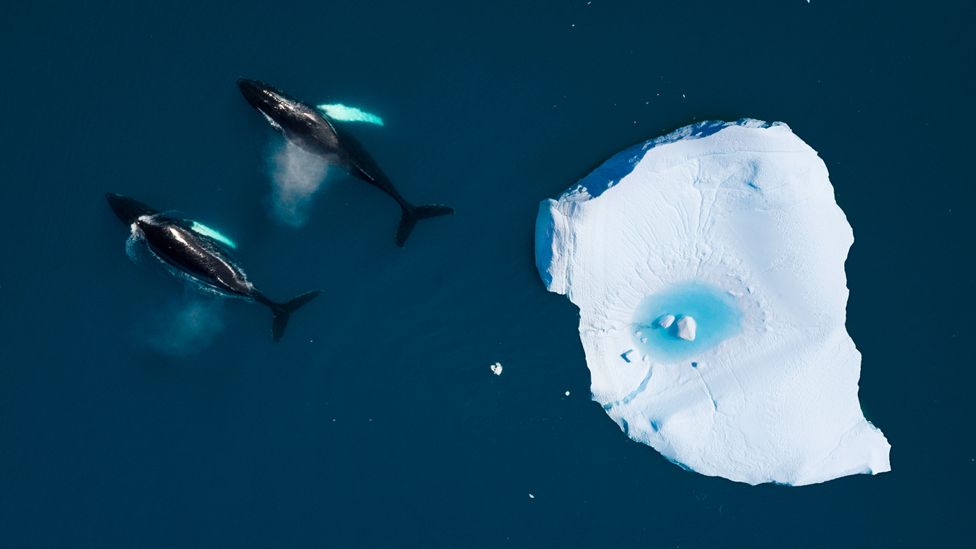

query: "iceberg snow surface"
xmin=535 ymin=119 xmax=890 ymax=486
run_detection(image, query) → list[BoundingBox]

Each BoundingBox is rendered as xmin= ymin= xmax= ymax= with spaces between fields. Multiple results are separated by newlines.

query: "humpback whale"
xmin=236 ymin=78 xmax=453 ymax=246
xmin=106 ymin=193 xmax=320 ymax=341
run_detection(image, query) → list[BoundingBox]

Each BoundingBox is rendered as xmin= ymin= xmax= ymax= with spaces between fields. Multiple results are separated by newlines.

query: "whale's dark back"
xmin=239 ymin=79 xmax=398 ymax=195
xmin=238 ymin=78 xmax=454 ymax=245
xmin=137 ymin=216 xmax=253 ymax=299
xmin=276 ymin=102 xmax=343 ymax=159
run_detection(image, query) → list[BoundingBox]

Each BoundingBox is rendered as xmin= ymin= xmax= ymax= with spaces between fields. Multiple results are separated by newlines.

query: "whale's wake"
xmin=126 ymin=235 xmax=226 ymax=355
xmin=134 ymin=292 xmax=226 ymax=357
xmin=267 ymin=139 xmax=331 ymax=226
xmin=125 ymin=226 xmax=147 ymax=263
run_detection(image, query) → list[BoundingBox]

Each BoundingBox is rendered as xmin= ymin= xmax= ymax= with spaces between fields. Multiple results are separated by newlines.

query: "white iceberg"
xmin=535 ymin=119 xmax=890 ymax=486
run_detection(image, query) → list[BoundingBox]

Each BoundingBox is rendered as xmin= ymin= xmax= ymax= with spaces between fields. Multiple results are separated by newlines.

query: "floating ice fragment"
xmin=534 ymin=119 xmax=890 ymax=486
xmin=490 ymin=362 xmax=503 ymax=376
xmin=656 ymin=314 xmax=676 ymax=329
xmin=675 ymin=315 xmax=697 ymax=341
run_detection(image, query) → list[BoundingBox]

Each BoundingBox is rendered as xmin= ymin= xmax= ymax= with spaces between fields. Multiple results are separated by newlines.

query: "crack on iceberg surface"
xmin=534 ymin=119 xmax=891 ymax=486
xmin=602 ymin=366 xmax=654 ymax=411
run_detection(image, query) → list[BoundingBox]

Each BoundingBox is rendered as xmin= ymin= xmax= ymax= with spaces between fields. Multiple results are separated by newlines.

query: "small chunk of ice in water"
xmin=676 ymin=315 xmax=697 ymax=341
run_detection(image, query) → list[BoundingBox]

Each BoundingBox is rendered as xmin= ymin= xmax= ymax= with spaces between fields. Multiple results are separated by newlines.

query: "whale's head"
xmin=106 ymin=193 xmax=156 ymax=225
xmin=237 ymin=78 xmax=289 ymax=117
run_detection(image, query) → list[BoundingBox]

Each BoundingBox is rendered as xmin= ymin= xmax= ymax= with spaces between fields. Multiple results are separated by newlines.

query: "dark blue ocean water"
xmin=0 ymin=1 xmax=971 ymax=547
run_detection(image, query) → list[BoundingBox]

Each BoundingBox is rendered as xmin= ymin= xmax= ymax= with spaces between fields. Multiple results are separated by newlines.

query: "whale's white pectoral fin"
xmin=190 ymin=222 xmax=237 ymax=249
xmin=259 ymin=109 xmax=282 ymax=131
xmin=316 ymin=103 xmax=384 ymax=126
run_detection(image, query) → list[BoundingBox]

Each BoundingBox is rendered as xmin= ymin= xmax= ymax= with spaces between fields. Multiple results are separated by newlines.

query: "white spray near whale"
xmin=125 ymin=225 xmax=228 ymax=356
xmin=266 ymin=139 xmax=332 ymax=227
xmin=264 ymin=102 xmax=384 ymax=226
xmin=135 ymin=293 xmax=226 ymax=357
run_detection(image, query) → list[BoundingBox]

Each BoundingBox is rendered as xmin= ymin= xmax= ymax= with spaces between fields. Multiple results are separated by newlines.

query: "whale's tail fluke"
xmin=396 ymin=204 xmax=454 ymax=247
xmin=262 ymin=290 xmax=322 ymax=342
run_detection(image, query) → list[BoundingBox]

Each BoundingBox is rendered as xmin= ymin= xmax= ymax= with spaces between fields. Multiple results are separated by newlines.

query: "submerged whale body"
xmin=106 ymin=193 xmax=320 ymax=341
xmin=236 ymin=78 xmax=453 ymax=246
